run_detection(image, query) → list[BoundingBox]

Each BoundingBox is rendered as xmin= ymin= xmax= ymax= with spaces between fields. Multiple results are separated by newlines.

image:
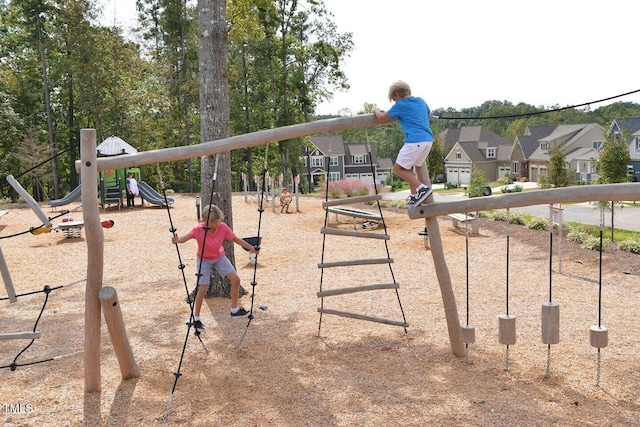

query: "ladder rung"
xmin=318 ymin=258 xmax=393 ymax=268
xmin=317 ymin=308 xmax=408 ymax=327
xmin=0 ymin=331 xmax=41 ymax=340
xmin=317 ymin=283 xmax=399 ymax=297
xmin=320 ymin=227 xmax=390 ymax=240
xmin=322 ymin=194 xmax=382 ymax=207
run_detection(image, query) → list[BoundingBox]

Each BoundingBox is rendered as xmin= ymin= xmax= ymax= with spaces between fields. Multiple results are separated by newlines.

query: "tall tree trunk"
xmin=198 ymin=0 xmax=246 ymax=299
xmin=36 ymin=11 xmax=58 ymax=199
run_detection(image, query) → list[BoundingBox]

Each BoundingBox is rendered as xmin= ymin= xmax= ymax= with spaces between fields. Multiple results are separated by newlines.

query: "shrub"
xmin=619 ymin=240 xmax=640 ymax=254
xmin=509 ymin=214 xmax=526 ymax=226
xmin=491 ymin=210 xmax=508 ymax=222
xmin=325 ymin=179 xmax=374 ymax=198
xmin=581 ymin=236 xmax=610 ymax=251
xmin=526 ymin=216 xmax=548 ymax=231
xmin=567 ymin=226 xmax=590 ymax=244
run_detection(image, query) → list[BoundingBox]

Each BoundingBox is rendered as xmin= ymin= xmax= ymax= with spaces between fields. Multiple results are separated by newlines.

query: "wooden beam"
xmin=322 ymin=194 xmax=382 ymax=207
xmin=0 ymin=332 xmax=41 ymax=340
xmin=409 ymin=183 xmax=640 ymax=219
xmin=75 ymin=114 xmax=381 ymax=172
xmin=317 ymin=308 xmax=409 ymax=327
xmin=320 ymin=227 xmax=390 ymax=240
xmin=316 ymin=283 xmax=399 ymax=297
xmin=318 ymin=258 xmax=393 ymax=268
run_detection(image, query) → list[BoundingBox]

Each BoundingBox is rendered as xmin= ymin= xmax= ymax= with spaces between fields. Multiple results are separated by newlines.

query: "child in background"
xmin=171 ymin=204 xmax=259 ymax=332
xmin=280 ymin=188 xmax=292 ymax=213
xmin=374 ymin=80 xmax=434 ymax=207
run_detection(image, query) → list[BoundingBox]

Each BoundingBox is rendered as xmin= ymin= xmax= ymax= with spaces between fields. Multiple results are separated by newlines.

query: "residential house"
xmin=301 ymin=136 xmax=393 ymax=187
xmin=440 ymin=126 xmax=512 ymax=186
xmin=510 ymin=125 xmax=555 ymax=181
xmin=522 ymin=124 xmax=604 ymax=182
xmin=608 ymin=116 xmax=640 ymax=181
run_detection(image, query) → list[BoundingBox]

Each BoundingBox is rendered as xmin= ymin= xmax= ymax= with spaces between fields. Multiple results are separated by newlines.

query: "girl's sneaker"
xmin=230 ymin=308 xmax=250 ymax=318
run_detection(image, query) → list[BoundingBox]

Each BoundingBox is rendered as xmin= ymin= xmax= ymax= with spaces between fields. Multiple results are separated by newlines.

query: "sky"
xmin=100 ymin=0 xmax=640 ymax=115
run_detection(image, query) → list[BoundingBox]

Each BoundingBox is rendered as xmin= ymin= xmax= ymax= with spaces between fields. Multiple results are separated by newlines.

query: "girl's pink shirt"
xmin=188 ymin=222 xmax=235 ymax=260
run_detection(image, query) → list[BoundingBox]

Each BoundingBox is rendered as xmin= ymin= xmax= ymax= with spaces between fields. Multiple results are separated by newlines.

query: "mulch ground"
xmin=1 ymin=193 xmax=639 ymax=426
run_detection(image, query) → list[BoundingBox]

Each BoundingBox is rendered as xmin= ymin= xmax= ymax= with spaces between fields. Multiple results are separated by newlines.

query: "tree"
xmin=198 ymin=0 xmax=245 ymax=299
xmin=468 ymin=168 xmax=489 ymax=198
xmin=596 ymin=129 xmax=631 ymax=240
xmin=547 ymin=145 xmax=571 ymax=187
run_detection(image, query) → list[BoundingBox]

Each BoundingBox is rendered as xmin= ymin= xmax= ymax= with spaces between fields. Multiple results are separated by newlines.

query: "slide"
xmin=47 ymin=185 xmax=82 ymax=208
xmin=138 ymin=181 xmax=174 ymax=207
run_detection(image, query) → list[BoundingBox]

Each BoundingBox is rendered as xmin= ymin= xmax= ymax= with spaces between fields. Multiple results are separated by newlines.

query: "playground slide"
xmin=47 ymin=185 xmax=82 ymax=208
xmin=137 ymin=181 xmax=174 ymax=207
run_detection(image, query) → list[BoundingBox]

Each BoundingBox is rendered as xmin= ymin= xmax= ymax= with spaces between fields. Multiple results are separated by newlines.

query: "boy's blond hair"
xmin=201 ymin=204 xmax=224 ymax=225
xmin=388 ymin=80 xmax=411 ymax=101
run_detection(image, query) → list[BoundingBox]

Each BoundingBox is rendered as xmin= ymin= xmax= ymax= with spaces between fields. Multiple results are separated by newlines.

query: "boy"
xmin=374 ymin=80 xmax=433 ymax=207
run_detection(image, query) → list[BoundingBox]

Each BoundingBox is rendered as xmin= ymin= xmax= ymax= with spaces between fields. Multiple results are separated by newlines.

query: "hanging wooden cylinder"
xmin=460 ymin=324 xmax=475 ymax=344
xmin=498 ymin=315 xmax=516 ymax=345
xmin=590 ymin=325 xmax=608 ymax=348
xmin=541 ymin=302 xmax=560 ymax=345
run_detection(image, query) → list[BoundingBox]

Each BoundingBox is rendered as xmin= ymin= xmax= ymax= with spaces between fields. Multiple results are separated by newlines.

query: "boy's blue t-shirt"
xmin=387 ymin=96 xmax=433 ymax=143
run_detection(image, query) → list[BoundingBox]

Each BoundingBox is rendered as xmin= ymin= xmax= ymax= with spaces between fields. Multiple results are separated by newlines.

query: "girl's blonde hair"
xmin=201 ymin=204 xmax=224 ymax=225
xmin=388 ymin=80 xmax=411 ymax=101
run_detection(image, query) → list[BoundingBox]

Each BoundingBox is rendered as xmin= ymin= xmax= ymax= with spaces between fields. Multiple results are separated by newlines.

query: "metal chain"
xmin=596 ymin=349 xmax=602 ymax=387
xmin=545 ymin=345 xmax=551 ymax=378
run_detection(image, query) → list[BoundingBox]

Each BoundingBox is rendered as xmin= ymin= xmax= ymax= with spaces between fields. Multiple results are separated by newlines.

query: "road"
xmin=383 ymin=185 xmax=640 ymax=232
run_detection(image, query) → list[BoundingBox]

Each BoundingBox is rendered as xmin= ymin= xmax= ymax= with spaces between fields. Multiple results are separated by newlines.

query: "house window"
xmin=540 ymin=142 xmax=549 ymax=152
xmin=487 ymin=148 xmax=496 ymax=159
xmin=301 ymin=157 xmax=307 ymax=167
xmin=512 ymin=161 xmax=519 ymax=174
xmin=328 ymin=172 xmax=340 ymax=181
xmin=593 ymin=140 xmax=603 ymax=149
xmin=311 ymin=156 xmax=324 ymax=167
xmin=635 ymin=137 xmax=640 ymax=154
xmin=330 ymin=156 xmax=339 ymax=166
xmin=353 ymin=155 xmax=365 ymax=164
xmin=455 ymin=152 xmax=461 ymax=160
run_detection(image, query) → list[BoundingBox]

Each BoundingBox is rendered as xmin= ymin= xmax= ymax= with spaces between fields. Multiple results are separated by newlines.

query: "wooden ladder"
xmin=317 ymin=194 xmax=409 ymax=329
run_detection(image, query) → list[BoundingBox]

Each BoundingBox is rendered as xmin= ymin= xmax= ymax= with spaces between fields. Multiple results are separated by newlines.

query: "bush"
xmin=581 ymin=236 xmax=610 ymax=251
xmin=526 ymin=216 xmax=548 ymax=231
xmin=567 ymin=226 xmax=590 ymax=244
xmin=325 ymin=179 xmax=375 ymax=198
xmin=491 ymin=210 xmax=509 ymax=222
xmin=509 ymin=214 xmax=526 ymax=226
xmin=619 ymin=240 xmax=640 ymax=254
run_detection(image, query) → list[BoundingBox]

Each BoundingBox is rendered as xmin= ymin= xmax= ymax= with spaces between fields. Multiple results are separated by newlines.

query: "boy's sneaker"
xmin=193 ymin=319 xmax=205 ymax=333
xmin=405 ymin=186 xmax=432 ymax=207
xmin=230 ymin=308 xmax=250 ymax=318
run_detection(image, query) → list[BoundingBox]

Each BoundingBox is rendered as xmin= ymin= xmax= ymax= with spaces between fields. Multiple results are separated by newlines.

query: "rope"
xmin=364 ymin=129 xmax=408 ymax=335
xmin=160 ymin=156 xmax=220 ymax=421
xmin=237 ymin=158 xmax=267 ymax=348
xmin=435 ymin=89 xmax=640 ymax=120
xmin=1 ymin=279 xmax=85 ymax=371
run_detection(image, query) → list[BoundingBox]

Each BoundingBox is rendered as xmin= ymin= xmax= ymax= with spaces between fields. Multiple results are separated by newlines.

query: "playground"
xmin=1 ymin=191 xmax=640 ymax=426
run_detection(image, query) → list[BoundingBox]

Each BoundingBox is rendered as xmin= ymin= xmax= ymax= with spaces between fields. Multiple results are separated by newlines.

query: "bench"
xmin=327 ymin=207 xmax=382 ymax=230
xmin=448 ymin=212 xmax=479 ymax=235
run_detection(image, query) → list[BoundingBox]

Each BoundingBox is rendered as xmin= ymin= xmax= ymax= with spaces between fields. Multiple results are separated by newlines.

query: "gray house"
xmin=522 ymin=123 xmax=604 ymax=182
xmin=609 ymin=116 xmax=640 ymax=181
xmin=302 ymin=136 xmax=393 ymax=186
xmin=441 ymin=126 xmax=512 ymax=185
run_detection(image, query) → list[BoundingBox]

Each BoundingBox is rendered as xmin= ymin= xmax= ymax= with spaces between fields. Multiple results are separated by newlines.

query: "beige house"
xmin=520 ymin=124 xmax=604 ymax=182
xmin=441 ymin=126 xmax=512 ymax=186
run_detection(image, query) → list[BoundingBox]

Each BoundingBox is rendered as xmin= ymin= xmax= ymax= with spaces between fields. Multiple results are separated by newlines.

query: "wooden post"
xmin=415 ymin=163 xmax=465 ymax=357
xmin=81 ymin=129 xmax=103 ymax=392
xmin=0 ymin=245 xmax=16 ymax=303
xmin=99 ymin=286 xmax=140 ymax=380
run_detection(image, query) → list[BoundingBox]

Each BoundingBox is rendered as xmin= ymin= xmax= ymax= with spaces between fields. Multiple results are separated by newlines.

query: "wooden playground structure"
xmin=67 ymin=115 xmax=640 ymax=393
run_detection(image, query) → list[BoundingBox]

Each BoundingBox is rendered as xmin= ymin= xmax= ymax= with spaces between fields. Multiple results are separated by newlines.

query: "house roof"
xmin=515 ymin=125 xmax=556 ymax=158
xmin=309 ymin=136 xmax=345 ymax=156
xmin=346 ymin=143 xmax=368 ymax=156
xmin=611 ymin=116 xmax=640 ymax=141
xmin=441 ymin=126 xmax=511 ymax=149
xmin=377 ymin=158 xmax=393 ymax=169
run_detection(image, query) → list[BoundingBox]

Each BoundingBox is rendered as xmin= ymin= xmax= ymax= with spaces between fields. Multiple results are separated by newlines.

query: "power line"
xmin=435 ymin=89 xmax=640 ymax=121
